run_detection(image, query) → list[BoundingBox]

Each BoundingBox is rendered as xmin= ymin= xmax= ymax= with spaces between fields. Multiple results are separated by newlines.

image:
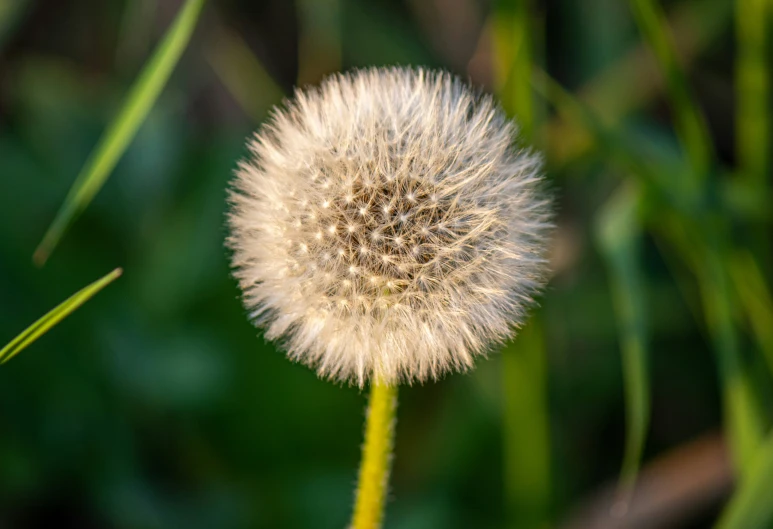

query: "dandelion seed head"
xmin=227 ymin=67 xmax=552 ymax=386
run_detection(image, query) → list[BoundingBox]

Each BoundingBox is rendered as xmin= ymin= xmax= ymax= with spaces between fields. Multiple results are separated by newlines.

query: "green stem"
xmin=351 ymin=381 xmax=398 ymax=529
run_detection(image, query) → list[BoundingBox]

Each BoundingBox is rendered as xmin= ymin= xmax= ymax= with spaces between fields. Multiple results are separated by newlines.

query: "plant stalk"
xmin=351 ymin=381 xmax=398 ymax=529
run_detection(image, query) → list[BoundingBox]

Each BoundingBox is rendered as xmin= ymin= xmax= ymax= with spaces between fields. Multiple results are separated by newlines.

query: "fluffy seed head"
xmin=227 ymin=67 xmax=552 ymax=386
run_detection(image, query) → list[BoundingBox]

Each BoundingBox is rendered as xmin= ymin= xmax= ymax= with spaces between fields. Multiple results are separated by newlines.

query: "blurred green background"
xmin=1 ymin=0 xmax=771 ymax=528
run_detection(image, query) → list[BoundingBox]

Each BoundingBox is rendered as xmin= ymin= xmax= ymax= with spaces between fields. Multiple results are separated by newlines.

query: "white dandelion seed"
xmin=227 ymin=67 xmax=552 ymax=387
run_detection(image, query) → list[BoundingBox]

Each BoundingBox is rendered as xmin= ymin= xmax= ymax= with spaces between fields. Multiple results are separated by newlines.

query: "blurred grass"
xmin=628 ymin=0 xmax=767 ymax=476
xmin=595 ymin=184 xmax=649 ymax=504
xmin=493 ymin=0 xmax=534 ymax=138
xmin=494 ymin=2 xmax=552 ymax=528
xmin=540 ymin=64 xmax=768 ymax=477
xmin=0 ymin=268 xmax=122 ymax=364
xmin=502 ymin=320 xmax=551 ymax=529
xmin=716 ymin=432 xmax=773 ymax=529
xmin=205 ymin=26 xmax=285 ymax=123
xmin=628 ymin=0 xmax=713 ymax=186
xmin=543 ymin=0 xmax=730 ymax=169
xmin=692 ymin=224 xmax=766 ymax=474
xmin=0 ymin=0 xmax=28 ymax=49
xmin=729 ymin=252 xmax=773 ymax=374
xmin=297 ymin=0 xmax=342 ymax=84
xmin=735 ymin=0 xmax=769 ymax=190
xmin=33 ymin=0 xmax=206 ymax=266
xmin=734 ymin=0 xmax=770 ymax=277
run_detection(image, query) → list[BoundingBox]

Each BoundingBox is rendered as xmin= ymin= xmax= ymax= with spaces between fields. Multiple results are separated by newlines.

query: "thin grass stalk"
xmin=33 ymin=0 xmax=206 ymax=265
xmin=0 ymin=268 xmax=123 ymax=364
xmin=596 ymin=184 xmax=650 ymax=509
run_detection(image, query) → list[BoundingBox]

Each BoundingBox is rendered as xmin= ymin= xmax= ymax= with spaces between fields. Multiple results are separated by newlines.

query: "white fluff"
xmin=227 ymin=67 xmax=552 ymax=386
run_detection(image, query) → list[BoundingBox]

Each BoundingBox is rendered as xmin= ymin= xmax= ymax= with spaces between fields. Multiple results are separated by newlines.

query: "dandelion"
xmin=228 ymin=67 xmax=551 ymax=385
xmin=226 ymin=67 xmax=552 ymax=529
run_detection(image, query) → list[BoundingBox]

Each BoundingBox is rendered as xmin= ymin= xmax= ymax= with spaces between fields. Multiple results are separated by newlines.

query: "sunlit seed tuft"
xmin=227 ymin=67 xmax=552 ymax=386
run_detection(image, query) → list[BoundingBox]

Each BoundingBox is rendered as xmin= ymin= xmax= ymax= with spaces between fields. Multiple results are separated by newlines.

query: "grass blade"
xmin=595 ymin=184 xmax=650 ymax=509
xmin=716 ymin=433 xmax=773 ymax=529
xmin=535 ymin=67 xmax=766 ymax=478
xmin=680 ymin=218 xmax=765 ymax=475
xmin=33 ymin=0 xmax=207 ymax=266
xmin=628 ymin=0 xmax=714 ymax=184
xmin=736 ymin=0 xmax=769 ymax=188
xmin=735 ymin=0 xmax=770 ymax=270
xmin=730 ymin=251 xmax=773 ymax=376
xmin=493 ymin=0 xmax=535 ymax=137
xmin=502 ymin=318 xmax=551 ymax=529
xmin=0 ymin=268 xmax=123 ymax=364
xmin=541 ymin=0 xmax=729 ymax=168
xmin=205 ymin=26 xmax=285 ymax=123
xmin=494 ymin=4 xmax=551 ymax=527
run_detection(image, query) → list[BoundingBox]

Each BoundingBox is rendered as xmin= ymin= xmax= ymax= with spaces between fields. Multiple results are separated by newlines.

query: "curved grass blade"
xmin=628 ymin=0 xmax=714 ymax=185
xmin=0 ymin=268 xmax=122 ymax=364
xmin=33 ymin=0 xmax=207 ymax=266
xmin=673 ymin=217 xmax=765 ymax=476
xmin=536 ymin=71 xmax=767 ymax=476
xmin=596 ymin=184 xmax=650 ymax=510
xmin=716 ymin=433 xmax=773 ymax=529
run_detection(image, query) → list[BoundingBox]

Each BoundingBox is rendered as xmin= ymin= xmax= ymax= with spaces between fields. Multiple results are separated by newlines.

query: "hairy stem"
xmin=351 ymin=381 xmax=398 ymax=529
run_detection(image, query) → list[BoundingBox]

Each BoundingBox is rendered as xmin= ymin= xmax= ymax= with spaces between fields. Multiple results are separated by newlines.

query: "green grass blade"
xmin=579 ymin=0 xmax=729 ymax=123
xmin=595 ymin=184 xmax=650 ymax=507
xmin=0 ymin=268 xmax=123 ymax=364
xmin=33 ymin=0 xmax=207 ymax=266
xmin=502 ymin=318 xmax=551 ymax=529
xmin=624 ymin=5 xmax=767 ymax=471
xmin=532 ymin=69 xmax=660 ymax=187
xmin=493 ymin=0 xmax=535 ymax=137
xmin=205 ymin=26 xmax=285 ymax=123
xmin=694 ymin=226 xmax=765 ymax=475
xmin=541 ymin=0 xmax=729 ymax=169
xmin=729 ymin=251 xmax=773 ymax=378
xmin=735 ymin=0 xmax=770 ymax=269
xmin=495 ymin=4 xmax=551 ymax=527
xmin=535 ymin=67 xmax=766 ymax=479
xmin=628 ymin=0 xmax=714 ymax=184
xmin=736 ymin=0 xmax=769 ymax=188
xmin=716 ymin=433 xmax=773 ymax=529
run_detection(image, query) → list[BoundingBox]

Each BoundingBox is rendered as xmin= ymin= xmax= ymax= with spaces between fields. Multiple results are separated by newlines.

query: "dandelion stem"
xmin=351 ymin=380 xmax=398 ymax=529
